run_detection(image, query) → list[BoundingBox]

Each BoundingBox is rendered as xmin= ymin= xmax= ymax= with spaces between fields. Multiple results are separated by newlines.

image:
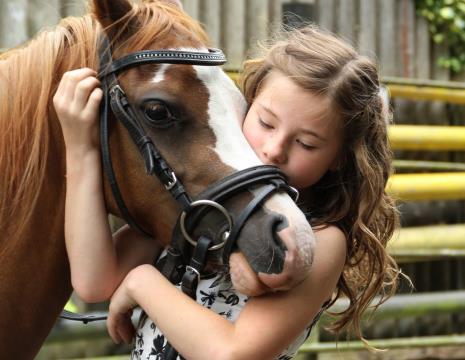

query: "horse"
xmin=0 ymin=0 xmax=315 ymax=358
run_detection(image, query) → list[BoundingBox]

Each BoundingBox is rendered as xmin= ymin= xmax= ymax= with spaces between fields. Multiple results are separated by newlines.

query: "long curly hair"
xmin=240 ymin=25 xmax=401 ymax=340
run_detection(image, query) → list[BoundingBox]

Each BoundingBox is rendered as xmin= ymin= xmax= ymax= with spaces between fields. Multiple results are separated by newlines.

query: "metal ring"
xmin=180 ymin=199 xmax=233 ymax=251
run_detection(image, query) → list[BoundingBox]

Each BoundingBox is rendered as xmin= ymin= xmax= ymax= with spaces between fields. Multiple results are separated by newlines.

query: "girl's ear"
xmin=91 ymin=0 xmax=133 ymax=30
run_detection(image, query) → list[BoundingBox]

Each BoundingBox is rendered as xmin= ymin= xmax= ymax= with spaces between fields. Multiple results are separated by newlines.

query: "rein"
xmin=61 ymin=33 xmax=298 ymax=359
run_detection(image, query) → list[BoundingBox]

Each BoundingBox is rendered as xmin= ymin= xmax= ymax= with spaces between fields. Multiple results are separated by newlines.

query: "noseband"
xmin=71 ymin=35 xmax=298 ymax=355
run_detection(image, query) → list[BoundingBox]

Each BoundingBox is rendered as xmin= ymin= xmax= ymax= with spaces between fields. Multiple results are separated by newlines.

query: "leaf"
xmin=433 ymin=33 xmax=445 ymax=43
xmin=454 ymin=18 xmax=465 ymax=29
xmin=439 ymin=6 xmax=455 ymax=19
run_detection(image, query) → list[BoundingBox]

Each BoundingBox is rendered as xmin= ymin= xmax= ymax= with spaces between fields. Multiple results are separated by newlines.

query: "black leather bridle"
xmin=62 ymin=34 xmax=298 ymax=359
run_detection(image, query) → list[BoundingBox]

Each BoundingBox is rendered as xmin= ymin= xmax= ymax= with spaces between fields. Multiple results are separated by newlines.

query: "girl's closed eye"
xmin=297 ymin=139 xmax=316 ymax=150
xmin=258 ymin=118 xmax=274 ymax=129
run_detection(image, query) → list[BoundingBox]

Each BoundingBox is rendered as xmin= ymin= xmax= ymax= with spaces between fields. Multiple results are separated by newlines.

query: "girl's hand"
xmin=107 ymin=273 xmax=138 ymax=345
xmin=53 ymin=68 xmax=103 ymax=155
xmin=230 ymin=252 xmax=271 ymax=296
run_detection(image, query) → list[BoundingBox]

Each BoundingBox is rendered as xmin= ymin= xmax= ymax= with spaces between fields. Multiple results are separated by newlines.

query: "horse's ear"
xmin=142 ymin=0 xmax=183 ymax=10
xmin=91 ymin=0 xmax=133 ymax=30
xmin=164 ymin=0 xmax=183 ymax=9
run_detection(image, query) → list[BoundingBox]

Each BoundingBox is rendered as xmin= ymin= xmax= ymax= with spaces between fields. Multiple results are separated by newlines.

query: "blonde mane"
xmin=0 ymin=1 xmax=207 ymax=247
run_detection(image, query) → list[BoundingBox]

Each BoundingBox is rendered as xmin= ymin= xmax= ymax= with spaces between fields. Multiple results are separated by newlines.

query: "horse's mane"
xmin=0 ymin=1 xmax=208 ymax=245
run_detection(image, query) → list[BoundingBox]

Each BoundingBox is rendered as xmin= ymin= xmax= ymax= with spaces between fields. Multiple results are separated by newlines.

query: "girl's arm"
xmin=107 ymin=225 xmax=347 ymax=360
xmin=54 ymin=68 xmax=161 ymax=303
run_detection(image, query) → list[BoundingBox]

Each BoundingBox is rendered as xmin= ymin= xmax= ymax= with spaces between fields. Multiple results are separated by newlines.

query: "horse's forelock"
xmin=113 ymin=1 xmax=209 ymax=55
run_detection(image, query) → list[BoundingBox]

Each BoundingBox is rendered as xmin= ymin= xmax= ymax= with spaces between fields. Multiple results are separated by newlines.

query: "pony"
xmin=0 ymin=0 xmax=315 ymax=357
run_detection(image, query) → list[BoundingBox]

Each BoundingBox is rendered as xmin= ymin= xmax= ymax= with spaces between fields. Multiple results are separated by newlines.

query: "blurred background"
xmin=1 ymin=0 xmax=465 ymax=359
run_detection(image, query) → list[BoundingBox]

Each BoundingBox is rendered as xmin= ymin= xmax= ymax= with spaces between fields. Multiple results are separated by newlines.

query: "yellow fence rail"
xmin=389 ymin=224 xmax=465 ymax=260
xmin=387 ymin=172 xmax=465 ymax=201
xmin=389 ymin=125 xmax=465 ymax=151
xmin=384 ymin=76 xmax=465 ymax=104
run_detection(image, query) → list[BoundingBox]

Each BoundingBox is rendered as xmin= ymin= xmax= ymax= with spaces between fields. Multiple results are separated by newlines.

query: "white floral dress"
xmin=131 ymin=264 xmax=326 ymax=360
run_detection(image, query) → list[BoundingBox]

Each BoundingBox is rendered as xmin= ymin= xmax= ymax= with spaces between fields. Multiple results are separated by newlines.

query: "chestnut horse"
xmin=0 ymin=0 xmax=315 ymax=358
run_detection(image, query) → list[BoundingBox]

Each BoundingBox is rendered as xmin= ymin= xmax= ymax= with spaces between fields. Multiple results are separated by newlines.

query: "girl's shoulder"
xmin=313 ymin=223 xmax=347 ymax=249
xmin=308 ymin=223 xmax=347 ymax=286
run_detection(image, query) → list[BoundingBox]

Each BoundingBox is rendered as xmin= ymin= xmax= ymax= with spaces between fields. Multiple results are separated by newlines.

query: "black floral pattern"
xmin=199 ymin=289 xmax=216 ymax=308
xmin=148 ymin=334 xmax=166 ymax=359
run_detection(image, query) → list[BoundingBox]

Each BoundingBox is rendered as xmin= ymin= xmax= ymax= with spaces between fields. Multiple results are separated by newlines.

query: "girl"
xmin=54 ymin=25 xmax=400 ymax=359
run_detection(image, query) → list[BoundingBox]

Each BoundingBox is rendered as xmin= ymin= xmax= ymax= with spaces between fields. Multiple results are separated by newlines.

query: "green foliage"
xmin=416 ymin=0 xmax=465 ymax=73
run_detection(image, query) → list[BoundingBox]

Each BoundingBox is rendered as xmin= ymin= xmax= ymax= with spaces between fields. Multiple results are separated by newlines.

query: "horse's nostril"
xmin=273 ymin=213 xmax=288 ymax=233
xmin=267 ymin=213 xmax=288 ymax=247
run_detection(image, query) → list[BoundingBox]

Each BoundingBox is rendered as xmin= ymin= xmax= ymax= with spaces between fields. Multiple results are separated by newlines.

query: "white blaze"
xmin=152 ymin=64 xmax=170 ymax=83
xmin=193 ymin=65 xmax=262 ymax=170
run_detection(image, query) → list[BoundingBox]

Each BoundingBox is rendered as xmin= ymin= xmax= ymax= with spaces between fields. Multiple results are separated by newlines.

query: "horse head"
xmin=93 ymin=0 xmax=315 ymax=293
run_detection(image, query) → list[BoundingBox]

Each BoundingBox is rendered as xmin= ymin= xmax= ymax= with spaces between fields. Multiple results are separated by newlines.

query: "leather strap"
xmin=102 ymin=48 xmax=226 ymax=77
xmin=181 ymin=236 xmax=212 ymax=299
xmin=222 ymin=183 xmax=280 ymax=264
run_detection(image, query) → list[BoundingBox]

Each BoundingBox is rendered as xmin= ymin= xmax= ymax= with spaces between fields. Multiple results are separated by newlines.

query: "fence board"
xmin=415 ymin=16 xmax=430 ymax=79
xmin=0 ymin=0 xmax=28 ymax=49
xmin=28 ymin=0 xmax=61 ymax=35
xmin=181 ymin=0 xmax=199 ymax=21
xmin=222 ymin=0 xmax=245 ymax=70
xmin=379 ymin=0 xmax=398 ymax=76
xmin=199 ymin=0 xmax=221 ymax=48
xmin=358 ymin=0 xmax=377 ymax=58
xmin=316 ymin=0 xmax=335 ymax=32
xmin=398 ymin=0 xmax=415 ymax=78
xmin=62 ymin=0 xmax=86 ymax=17
xmin=269 ymin=0 xmax=284 ymax=27
xmin=246 ymin=0 xmax=270 ymax=50
xmin=337 ymin=0 xmax=356 ymax=46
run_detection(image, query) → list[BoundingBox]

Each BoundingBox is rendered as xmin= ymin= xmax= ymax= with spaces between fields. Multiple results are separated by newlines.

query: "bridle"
xmin=62 ymin=34 xmax=298 ymax=358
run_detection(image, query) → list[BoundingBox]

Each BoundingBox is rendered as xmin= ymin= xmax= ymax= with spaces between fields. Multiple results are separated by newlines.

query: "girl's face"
xmin=243 ymin=71 xmax=343 ymax=189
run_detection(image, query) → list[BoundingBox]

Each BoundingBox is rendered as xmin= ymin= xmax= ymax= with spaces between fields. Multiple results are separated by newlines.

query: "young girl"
xmin=54 ymin=25 xmax=400 ymax=359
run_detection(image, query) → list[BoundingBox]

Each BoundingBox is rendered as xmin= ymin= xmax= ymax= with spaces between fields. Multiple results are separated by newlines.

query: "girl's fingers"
xmin=107 ymin=312 xmax=135 ymax=345
xmin=81 ymin=87 xmax=103 ymax=120
xmin=73 ymin=76 xmax=101 ymax=112
xmin=107 ymin=315 xmax=122 ymax=344
xmin=60 ymin=68 xmax=96 ymax=101
xmin=119 ymin=314 xmax=135 ymax=344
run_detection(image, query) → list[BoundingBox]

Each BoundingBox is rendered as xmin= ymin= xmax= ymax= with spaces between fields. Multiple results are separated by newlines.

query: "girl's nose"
xmin=263 ymin=136 xmax=287 ymax=164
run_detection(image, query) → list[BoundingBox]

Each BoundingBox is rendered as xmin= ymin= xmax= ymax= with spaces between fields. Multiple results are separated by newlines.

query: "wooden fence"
xmin=0 ymin=0 xmax=461 ymax=82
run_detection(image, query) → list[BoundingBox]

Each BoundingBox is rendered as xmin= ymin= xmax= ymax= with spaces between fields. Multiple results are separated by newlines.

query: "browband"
xmin=101 ymin=48 xmax=227 ymax=76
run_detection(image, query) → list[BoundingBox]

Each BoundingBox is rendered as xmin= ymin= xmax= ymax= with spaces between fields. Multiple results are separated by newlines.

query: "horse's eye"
xmin=142 ymin=101 xmax=173 ymax=126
